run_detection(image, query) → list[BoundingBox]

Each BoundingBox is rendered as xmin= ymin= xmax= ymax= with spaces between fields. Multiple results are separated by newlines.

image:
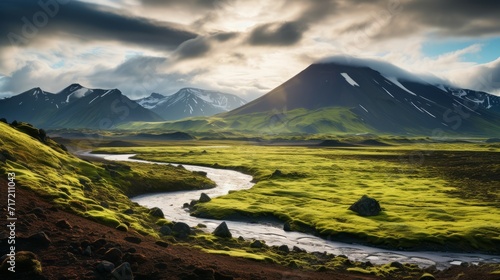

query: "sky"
xmin=0 ymin=0 xmax=499 ymax=100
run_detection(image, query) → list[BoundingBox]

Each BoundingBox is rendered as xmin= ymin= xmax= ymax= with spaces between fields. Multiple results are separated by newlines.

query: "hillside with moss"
xmin=0 ymin=121 xmax=214 ymax=236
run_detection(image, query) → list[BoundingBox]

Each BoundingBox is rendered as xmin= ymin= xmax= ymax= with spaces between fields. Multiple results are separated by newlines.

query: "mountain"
xmin=119 ymin=58 xmax=500 ymax=136
xmin=0 ymin=84 xmax=163 ymax=129
xmin=135 ymin=88 xmax=247 ymax=120
xmin=221 ymin=59 xmax=500 ymax=135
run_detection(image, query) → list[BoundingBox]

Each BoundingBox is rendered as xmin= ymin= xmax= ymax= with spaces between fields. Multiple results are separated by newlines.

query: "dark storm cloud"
xmin=246 ymin=0 xmax=337 ymax=46
xmin=403 ymin=0 xmax=500 ymax=37
xmin=175 ymin=37 xmax=211 ymax=59
xmin=141 ymin=0 xmax=232 ymax=10
xmin=248 ymin=21 xmax=306 ymax=46
xmin=0 ymin=0 xmax=197 ymax=50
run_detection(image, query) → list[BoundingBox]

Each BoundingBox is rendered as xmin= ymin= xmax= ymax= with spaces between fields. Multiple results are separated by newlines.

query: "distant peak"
xmin=150 ymin=92 xmax=165 ymax=98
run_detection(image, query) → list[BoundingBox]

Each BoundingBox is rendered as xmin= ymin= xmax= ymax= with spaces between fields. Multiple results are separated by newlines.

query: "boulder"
xmin=348 ymin=195 xmax=381 ymax=216
xmin=278 ymin=245 xmax=289 ymax=253
xmin=172 ymin=222 xmax=191 ymax=238
xmin=419 ymin=273 xmax=436 ymax=280
xmin=159 ymin=225 xmax=172 ymax=236
xmin=199 ymin=193 xmax=211 ymax=203
xmin=213 ymin=222 xmax=232 ymax=238
xmin=283 ymin=221 xmax=292 ymax=231
xmin=28 ymin=232 xmax=51 ymax=247
xmin=155 ymin=241 xmax=169 ymax=248
xmin=0 ymin=251 xmax=42 ymax=276
xmin=124 ymin=236 xmax=142 ymax=244
xmin=96 ymin=260 xmax=115 ymax=274
xmin=103 ymin=248 xmax=122 ymax=264
xmin=149 ymin=207 xmax=164 ymax=218
xmin=250 ymin=240 xmax=264 ymax=249
xmin=111 ymin=262 xmax=134 ymax=280
xmin=55 ymin=219 xmax=72 ymax=229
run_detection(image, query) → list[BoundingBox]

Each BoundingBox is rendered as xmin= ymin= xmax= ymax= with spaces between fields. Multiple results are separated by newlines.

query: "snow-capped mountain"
xmin=136 ymin=88 xmax=247 ymax=120
xmin=0 ymin=84 xmax=162 ymax=129
xmin=224 ymin=58 xmax=500 ymax=135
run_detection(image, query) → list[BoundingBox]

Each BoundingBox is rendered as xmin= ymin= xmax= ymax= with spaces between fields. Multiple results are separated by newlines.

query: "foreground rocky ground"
xmin=1 ymin=183 xmax=499 ymax=280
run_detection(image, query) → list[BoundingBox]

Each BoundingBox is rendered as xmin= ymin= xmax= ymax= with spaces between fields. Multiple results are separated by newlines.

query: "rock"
xmin=271 ymin=169 xmax=283 ymax=178
xmin=124 ymin=236 xmax=142 ymax=244
xmin=278 ymin=245 xmax=289 ymax=253
xmin=116 ymin=224 xmax=128 ymax=232
xmin=194 ymin=171 xmax=208 ymax=177
xmin=149 ymin=207 xmax=164 ymax=218
xmin=92 ymin=238 xmax=107 ymax=249
xmin=159 ymin=225 xmax=172 ymax=236
xmin=390 ymin=261 xmax=404 ymax=269
xmin=0 ymin=251 xmax=42 ymax=276
xmin=283 ymin=221 xmax=292 ymax=231
xmin=238 ymin=236 xmax=245 ymax=241
xmin=419 ymin=273 xmax=436 ymax=280
xmin=83 ymin=246 xmax=92 ymax=256
xmin=111 ymin=262 xmax=134 ymax=280
xmin=28 ymin=232 xmax=51 ymax=247
xmin=213 ymin=222 xmax=232 ymax=238
xmin=155 ymin=241 xmax=169 ymax=248
xmin=123 ymin=209 xmax=134 ymax=215
xmin=123 ymin=253 xmax=148 ymax=264
xmin=292 ymin=246 xmax=305 ymax=253
xmin=348 ymin=195 xmax=381 ymax=216
xmin=182 ymin=203 xmax=190 ymax=209
xmin=96 ymin=260 xmax=115 ymax=274
xmin=250 ymin=240 xmax=264 ymax=249
xmin=56 ymin=219 xmax=72 ymax=229
xmin=172 ymin=222 xmax=191 ymax=238
xmin=103 ymin=248 xmax=122 ymax=264
xmin=199 ymin=192 xmax=211 ymax=203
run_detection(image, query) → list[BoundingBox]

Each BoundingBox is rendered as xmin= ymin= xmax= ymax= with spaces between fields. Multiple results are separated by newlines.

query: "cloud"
xmin=0 ymin=0 xmax=197 ymax=51
xmin=174 ymin=37 xmax=212 ymax=59
xmin=449 ymin=58 xmax=500 ymax=94
xmin=248 ymin=21 xmax=306 ymax=46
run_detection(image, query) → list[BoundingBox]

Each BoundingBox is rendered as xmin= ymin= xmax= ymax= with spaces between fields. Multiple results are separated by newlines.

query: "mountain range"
xmin=0 ymin=84 xmax=163 ymax=129
xmin=135 ymin=88 xmax=247 ymax=120
xmin=121 ymin=58 xmax=500 ymax=136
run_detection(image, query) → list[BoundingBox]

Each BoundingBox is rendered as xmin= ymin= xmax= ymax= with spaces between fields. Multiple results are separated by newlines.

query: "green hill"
xmin=0 ymin=121 xmax=214 ymax=235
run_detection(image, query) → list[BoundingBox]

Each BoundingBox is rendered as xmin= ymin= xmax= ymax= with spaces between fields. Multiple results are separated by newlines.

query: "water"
xmin=87 ymin=153 xmax=500 ymax=269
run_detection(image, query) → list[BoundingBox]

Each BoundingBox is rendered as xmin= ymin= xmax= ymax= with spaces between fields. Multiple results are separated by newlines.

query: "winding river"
xmin=89 ymin=153 xmax=499 ymax=270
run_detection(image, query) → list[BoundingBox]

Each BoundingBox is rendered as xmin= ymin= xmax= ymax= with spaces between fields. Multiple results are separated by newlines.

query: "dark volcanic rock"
xmin=111 ymin=262 xmax=134 ymax=280
xmin=55 ymin=219 xmax=72 ymax=229
xmin=213 ymin=222 xmax=232 ymax=238
xmin=348 ymin=195 xmax=381 ymax=216
xmin=278 ymin=245 xmax=290 ymax=253
xmin=149 ymin=207 xmax=164 ymax=218
xmin=124 ymin=236 xmax=142 ymax=244
xmin=199 ymin=192 xmax=211 ymax=203
xmin=250 ymin=240 xmax=264 ymax=249
xmin=103 ymin=248 xmax=122 ymax=264
xmin=96 ymin=260 xmax=115 ymax=274
xmin=159 ymin=225 xmax=172 ymax=236
xmin=172 ymin=222 xmax=191 ymax=238
xmin=28 ymin=232 xmax=51 ymax=247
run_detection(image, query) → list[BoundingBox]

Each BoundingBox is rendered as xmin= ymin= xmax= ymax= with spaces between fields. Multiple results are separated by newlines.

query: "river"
xmin=88 ymin=153 xmax=499 ymax=270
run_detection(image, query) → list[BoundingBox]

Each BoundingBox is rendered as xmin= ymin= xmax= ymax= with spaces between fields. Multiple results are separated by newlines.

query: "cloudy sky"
xmin=0 ymin=0 xmax=499 ymax=100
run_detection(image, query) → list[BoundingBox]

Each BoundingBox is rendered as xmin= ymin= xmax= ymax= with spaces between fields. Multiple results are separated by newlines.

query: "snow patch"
xmin=420 ymin=107 xmax=436 ymax=118
xmin=381 ymin=87 xmax=394 ymax=98
xmin=340 ymin=73 xmax=360 ymax=87
xmin=436 ymin=84 xmax=448 ymax=92
xmin=18 ymin=102 xmax=22 ymax=105
xmin=89 ymin=96 xmax=99 ymax=104
xmin=359 ymin=104 xmax=369 ymax=113
xmin=385 ymin=76 xmax=417 ymax=96
xmin=101 ymin=89 xmax=113 ymax=98
xmin=410 ymin=102 xmax=424 ymax=113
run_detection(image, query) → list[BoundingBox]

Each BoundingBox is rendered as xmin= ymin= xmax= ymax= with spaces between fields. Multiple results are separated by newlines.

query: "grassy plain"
xmin=96 ymin=141 xmax=500 ymax=253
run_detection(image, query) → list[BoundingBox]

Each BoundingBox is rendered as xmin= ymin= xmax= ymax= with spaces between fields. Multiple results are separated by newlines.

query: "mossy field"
xmin=96 ymin=140 xmax=500 ymax=254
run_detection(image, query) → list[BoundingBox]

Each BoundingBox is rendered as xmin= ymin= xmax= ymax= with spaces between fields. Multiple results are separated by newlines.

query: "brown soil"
xmin=1 ymin=182 xmax=499 ymax=280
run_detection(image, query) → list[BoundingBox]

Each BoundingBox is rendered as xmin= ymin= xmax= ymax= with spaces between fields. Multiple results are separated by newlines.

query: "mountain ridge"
xmin=135 ymin=87 xmax=247 ymax=120
xmin=0 ymin=84 xmax=163 ymax=129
